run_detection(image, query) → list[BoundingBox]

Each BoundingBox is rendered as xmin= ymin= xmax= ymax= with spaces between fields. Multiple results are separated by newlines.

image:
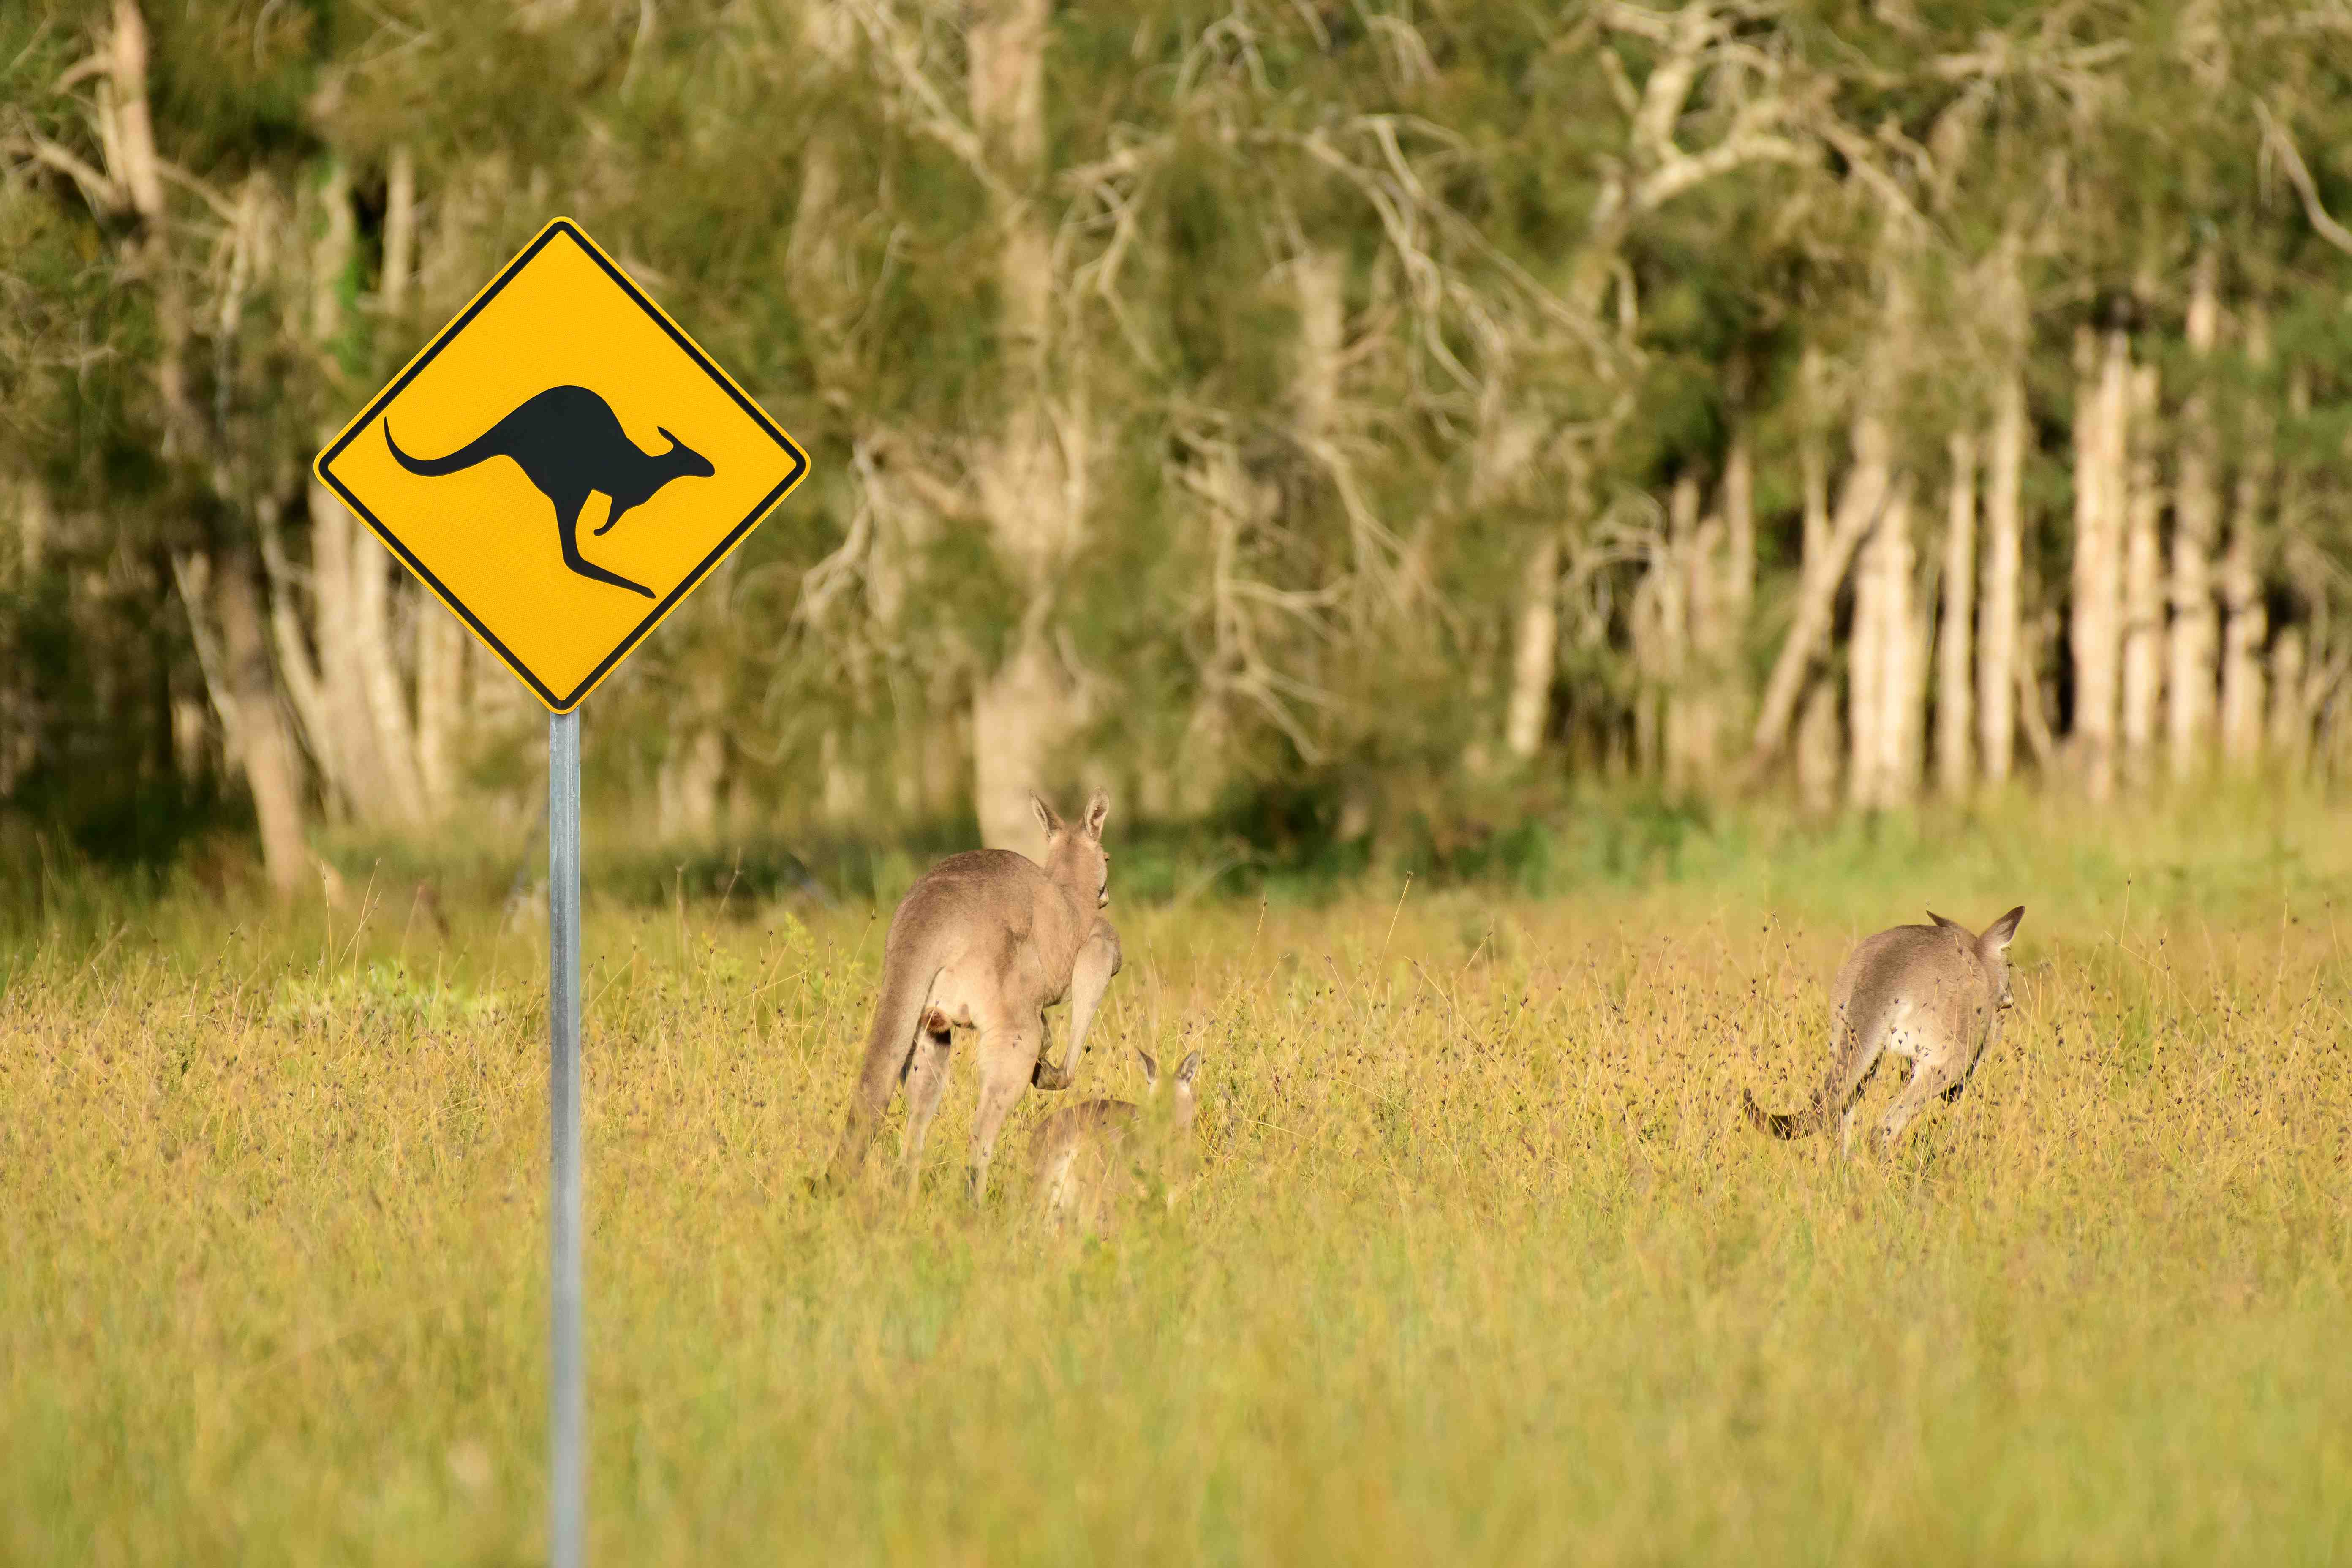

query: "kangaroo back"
xmin=1743 ymin=907 xmax=2023 ymax=1153
xmin=1028 ymin=1099 xmax=1138 ymax=1216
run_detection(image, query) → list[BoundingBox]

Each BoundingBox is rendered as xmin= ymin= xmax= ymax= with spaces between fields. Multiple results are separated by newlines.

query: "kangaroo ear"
xmin=1031 ymin=794 xmax=1062 ymax=840
xmin=1175 ymin=1050 xmax=1202 ymax=1087
xmin=1082 ymin=789 xmax=1110 ymax=843
xmin=656 ymin=425 xmax=681 ymax=449
xmin=1135 ymin=1048 xmax=1159 ymax=1086
xmin=1927 ymin=911 xmax=1964 ymax=931
xmin=1981 ymin=905 xmax=2025 ymax=951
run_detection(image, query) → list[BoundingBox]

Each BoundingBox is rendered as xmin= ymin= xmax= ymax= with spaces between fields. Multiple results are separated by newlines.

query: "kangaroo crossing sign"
xmin=314 ymin=217 xmax=808 ymax=712
xmin=314 ymin=216 xmax=811 ymax=1568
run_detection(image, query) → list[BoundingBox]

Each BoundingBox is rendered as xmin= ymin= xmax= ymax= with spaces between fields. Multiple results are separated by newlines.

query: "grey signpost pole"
xmin=308 ymin=216 xmax=807 ymax=1568
xmin=548 ymin=710 xmax=585 ymax=1568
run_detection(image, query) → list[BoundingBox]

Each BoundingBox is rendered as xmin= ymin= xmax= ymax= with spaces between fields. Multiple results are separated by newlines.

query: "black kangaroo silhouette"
xmin=384 ymin=385 xmax=715 ymax=599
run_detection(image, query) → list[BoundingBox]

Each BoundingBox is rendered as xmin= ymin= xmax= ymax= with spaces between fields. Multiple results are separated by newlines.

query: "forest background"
xmin=5 ymin=0 xmax=2352 ymax=904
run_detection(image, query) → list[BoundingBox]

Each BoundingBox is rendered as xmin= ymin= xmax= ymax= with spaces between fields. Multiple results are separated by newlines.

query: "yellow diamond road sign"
xmin=314 ymin=218 xmax=808 ymax=713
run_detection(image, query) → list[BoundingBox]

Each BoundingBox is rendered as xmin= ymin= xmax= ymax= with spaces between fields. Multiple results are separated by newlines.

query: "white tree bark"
xmin=1506 ymin=11 xmax=1808 ymax=770
xmin=1851 ymin=479 xmax=1919 ymax=810
xmin=2069 ymin=324 xmax=2129 ymax=803
xmin=414 ymin=609 xmax=462 ymax=814
xmin=1663 ymin=471 xmax=1702 ymax=793
xmin=381 ymin=145 xmax=417 ymax=317
xmin=1976 ymin=248 xmax=2027 ymax=787
xmin=105 ymin=0 xmax=305 ymax=891
xmin=1795 ymin=679 xmax=1841 ymax=815
xmin=2267 ymin=627 xmax=2307 ymax=770
xmin=2168 ymin=246 xmax=2221 ymax=781
xmin=1848 ymin=508 xmax=1886 ymax=808
xmin=966 ymin=0 xmax=1084 ymax=852
xmin=2120 ymin=362 xmax=2164 ymax=786
xmin=352 ymin=547 xmax=428 ymax=823
xmin=1722 ymin=424 xmax=1754 ymax=646
xmin=1936 ymin=431 xmax=1977 ymax=798
xmin=2220 ymin=309 xmax=2272 ymax=770
xmin=1744 ymin=348 xmax=1892 ymax=778
xmin=1504 ymin=534 xmax=1560 ymax=760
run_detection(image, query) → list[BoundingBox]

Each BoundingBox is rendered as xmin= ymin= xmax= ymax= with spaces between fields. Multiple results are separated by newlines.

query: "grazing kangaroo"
xmin=819 ymin=791 xmax=1122 ymax=1202
xmin=1027 ymin=1047 xmax=1203 ymax=1230
xmin=384 ymin=384 xmax=713 ymax=599
xmin=1743 ymin=906 xmax=2025 ymax=1154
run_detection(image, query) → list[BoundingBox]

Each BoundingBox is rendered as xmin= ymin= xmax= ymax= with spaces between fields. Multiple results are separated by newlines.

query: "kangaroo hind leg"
xmin=966 ymin=1017 xmax=1040 ymax=1203
xmin=550 ymin=488 xmax=655 ymax=598
xmin=897 ymin=1010 xmax=956 ymax=1195
xmin=1875 ymin=1054 xmax=1965 ymax=1154
xmin=1829 ymin=1014 xmax=1889 ymax=1157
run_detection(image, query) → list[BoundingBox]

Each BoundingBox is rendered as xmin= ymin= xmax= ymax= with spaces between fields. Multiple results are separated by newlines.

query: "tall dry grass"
xmin=3 ymin=798 xmax=2349 ymax=1563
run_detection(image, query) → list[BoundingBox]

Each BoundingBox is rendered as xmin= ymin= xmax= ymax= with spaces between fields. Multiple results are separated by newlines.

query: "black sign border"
xmin=315 ymin=218 xmax=809 ymax=714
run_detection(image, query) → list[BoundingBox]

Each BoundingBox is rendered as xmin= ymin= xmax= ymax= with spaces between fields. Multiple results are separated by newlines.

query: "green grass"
xmin=3 ymin=795 xmax=2350 ymax=1563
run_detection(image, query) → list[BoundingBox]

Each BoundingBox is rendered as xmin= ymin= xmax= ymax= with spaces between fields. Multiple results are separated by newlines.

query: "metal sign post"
xmin=312 ymin=217 xmax=807 ymax=1568
xmin=547 ymin=710 xmax=584 ymax=1568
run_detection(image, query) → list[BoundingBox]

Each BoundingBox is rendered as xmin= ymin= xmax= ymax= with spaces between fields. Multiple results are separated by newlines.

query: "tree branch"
xmin=3 ymin=131 xmax=125 ymax=213
xmin=2255 ymin=99 xmax=2352 ymax=260
xmin=839 ymin=0 xmax=1014 ymax=205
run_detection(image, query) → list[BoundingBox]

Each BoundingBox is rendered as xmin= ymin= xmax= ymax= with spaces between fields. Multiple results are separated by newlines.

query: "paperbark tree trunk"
xmin=2120 ymin=362 xmax=2164 ymax=787
xmin=1977 ymin=327 xmax=2027 ymax=785
xmin=967 ymin=0 xmax=1083 ymax=852
xmin=1936 ymin=431 xmax=1977 ymax=798
xmin=1851 ymin=479 xmax=1919 ymax=810
xmin=414 ymin=609 xmax=462 ymax=813
xmin=1685 ymin=505 xmax=1726 ymax=789
xmin=1847 ymin=501 xmax=1886 ymax=808
xmin=381 ymin=145 xmax=418 ymax=317
xmin=1505 ymin=534 xmax=1560 ymax=760
xmin=302 ymin=475 xmax=386 ymax=816
xmin=211 ymin=545 xmax=309 ymax=900
xmin=2267 ymin=627 xmax=2307 ymax=770
xmin=352 ymin=546 xmax=427 ymax=823
xmin=2220 ymin=309 xmax=2271 ymax=770
xmin=1744 ymin=360 xmax=1892 ymax=779
xmin=2069 ymin=324 xmax=2129 ymax=803
xmin=1795 ymin=679 xmax=1841 ymax=816
xmin=659 ymin=725 xmax=726 ymax=838
xmin=2168 ymin=245 xmax=2221 ymax=781
xmin=1722 ymin=422 xmax=1754 ymax=672
xmin=107 ymin=0 xmax=306 ymax=890
xmin=1662 ymin=471 xmax=1703 ymax=794
xmin=307 ymin=155 xmax=427 ymax=825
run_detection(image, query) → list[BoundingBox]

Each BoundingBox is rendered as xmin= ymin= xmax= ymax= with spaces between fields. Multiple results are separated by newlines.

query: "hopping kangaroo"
xmin=1743 ymin=906 xmax=2025 ymax=1153
xmin=1027 ymin=1047 xmax=1203 ymax=1230
xmin=385 ymin=384 xmax=713 ymax=599
xmin=820 ymin=791 xmax=1122 ymax=1201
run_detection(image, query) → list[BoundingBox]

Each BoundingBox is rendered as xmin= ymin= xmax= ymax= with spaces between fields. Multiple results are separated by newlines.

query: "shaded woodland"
xmin=5 ymin=0 xmax=2351 ymax=895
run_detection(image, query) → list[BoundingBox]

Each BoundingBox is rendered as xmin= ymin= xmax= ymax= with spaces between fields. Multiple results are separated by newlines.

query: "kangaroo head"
xmin=1135 ymin=1046 xmax=1203 ymax=1130
xmin=1032 ymin=789 xmax=1112 ymax=908
xmin=1974 ymin=905 xmax=2026 ymax=1010
xmin=656 ymin=426 xmax=716 ymax=479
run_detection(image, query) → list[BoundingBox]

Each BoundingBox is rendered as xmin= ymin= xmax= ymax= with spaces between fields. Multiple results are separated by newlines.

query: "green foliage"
xmin=7 ymin=0 xmax=2352 ymax=871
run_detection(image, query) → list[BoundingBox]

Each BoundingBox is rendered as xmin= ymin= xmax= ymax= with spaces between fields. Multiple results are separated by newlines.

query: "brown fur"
xmin=819 ymin=790 xmax=1121 ymax=1201
xmin=1026 ymin=1047 xmax=1202 ymax=1230
xmin=1743 ymin=906 xmax=2025 ymax=1153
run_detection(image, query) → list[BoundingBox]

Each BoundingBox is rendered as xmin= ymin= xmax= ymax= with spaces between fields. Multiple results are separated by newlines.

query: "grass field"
xmin=4 ymin=794 xmax=2351 ymax=1565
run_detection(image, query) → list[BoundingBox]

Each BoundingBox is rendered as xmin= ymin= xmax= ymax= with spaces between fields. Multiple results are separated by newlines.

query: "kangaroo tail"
xmin=817 ymin=949 xmax=941 ymax=1192
xmin=1742 ymin=1086 xmax=1821 ymax=1140
xmin=384 ymin=420 xmax=499 ymax=478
